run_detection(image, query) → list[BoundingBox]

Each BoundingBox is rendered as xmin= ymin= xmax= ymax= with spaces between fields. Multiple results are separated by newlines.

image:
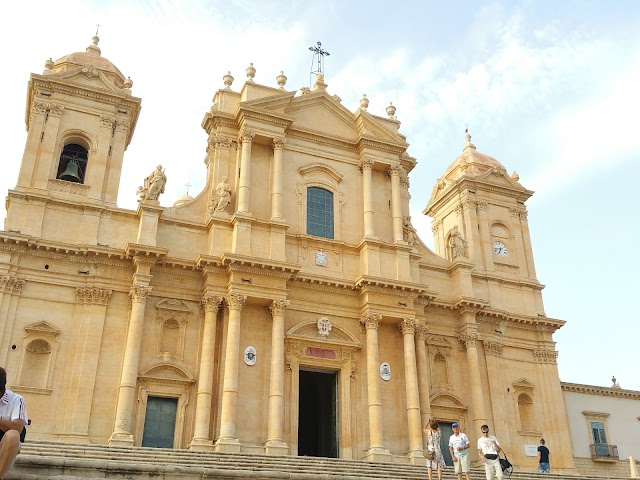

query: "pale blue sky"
xmin=1 ymin=1 xmax=638 ymax=389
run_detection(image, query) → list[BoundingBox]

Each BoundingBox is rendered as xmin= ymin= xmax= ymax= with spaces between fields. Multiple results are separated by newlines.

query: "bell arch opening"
xmin=56 ymin=143 xmax=88 ymax=184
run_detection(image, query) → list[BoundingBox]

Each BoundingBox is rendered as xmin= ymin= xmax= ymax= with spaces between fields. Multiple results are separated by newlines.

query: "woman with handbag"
xmin=423 ymin=419 xmax=446 ymax=480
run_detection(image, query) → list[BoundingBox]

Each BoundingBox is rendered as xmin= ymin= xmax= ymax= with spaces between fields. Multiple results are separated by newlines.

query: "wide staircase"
xmin=7 ymin=440 xmax=628 ymax=480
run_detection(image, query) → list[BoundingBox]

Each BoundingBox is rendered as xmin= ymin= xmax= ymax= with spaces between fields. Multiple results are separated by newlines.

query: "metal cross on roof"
xmin=309 ymin=41 xmax=330 ymax=78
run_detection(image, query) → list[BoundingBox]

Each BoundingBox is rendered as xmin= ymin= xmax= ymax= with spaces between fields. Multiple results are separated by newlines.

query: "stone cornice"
xmin=561 ymin=382 xmax=640 ymax=399
xmin=124 ymin=243 xmax=169 ymax=262
xmin=291 ymin=273 xmax=358 ymax=291
xmin=235 ymin=106 xmax=294 ymax=129
xmin=0 ymin=232 xmax=129 ymax=261
xmin=355 ymin=275 xmax=432 ymax=296
xmin=220 ymin=253 xmax=301 ymax=276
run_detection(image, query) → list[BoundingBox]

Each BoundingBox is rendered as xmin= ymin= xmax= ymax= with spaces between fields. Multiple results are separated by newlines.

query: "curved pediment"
xmin=298 ymin=163 xmax=343 ymax=184
xmin=141 ymin=363 xmax=195 ymax=383
xmin=287 ymin=319 xmax=360 ymax=346
xmin=431 ymin=392 xmax=467 ymax=408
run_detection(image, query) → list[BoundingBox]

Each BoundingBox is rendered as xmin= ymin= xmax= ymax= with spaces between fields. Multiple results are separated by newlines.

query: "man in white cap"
xmin=448 ymin=422 xmax=471 ymax=480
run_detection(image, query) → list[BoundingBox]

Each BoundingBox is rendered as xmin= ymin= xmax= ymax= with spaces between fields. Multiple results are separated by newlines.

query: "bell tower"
xmin=423 ymin=133 xmax=538 ymax=281
xmin=7 ymin=35 xmax=140 ymax=232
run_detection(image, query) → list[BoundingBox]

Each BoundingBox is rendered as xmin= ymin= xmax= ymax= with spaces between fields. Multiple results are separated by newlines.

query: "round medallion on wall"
xmin=244 ymin=346 xmax=256 ymax=366
xmin=379 ymin=362 xmax=391 ymax=381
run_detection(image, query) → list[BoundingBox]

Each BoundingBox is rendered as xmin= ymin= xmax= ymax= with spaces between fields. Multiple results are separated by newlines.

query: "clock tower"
xmin=423 ymin=133 xmax=543 ymax=313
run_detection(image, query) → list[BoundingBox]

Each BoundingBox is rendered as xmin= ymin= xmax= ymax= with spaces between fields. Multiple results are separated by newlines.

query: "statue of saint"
xmin=449 ymin=225 xmax=468 ymax=259
xmin=210 ymin=176 xmax=232 ymax=213
xmin=403 ymin=216 xmax=417 ymax=246
xmin=137 ymin=165 xmax=167 ymax=202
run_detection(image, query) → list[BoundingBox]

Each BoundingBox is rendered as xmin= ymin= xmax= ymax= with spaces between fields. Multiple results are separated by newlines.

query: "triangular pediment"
xmin=512 ymin=377 xmax=535 ymax=390
xmin=156 ymin=298 xmax=191 ymax=313
xmin=43 ymin=66 xmax=121 ymax=93
xmin=24 ymin=321 xmax=60 ymax=336
xmin=427 ymin=335 xmax=453 ymax=348
xmin=285 ymin=93 xmax=359 ymax=141
xmin=354 ymin=110 xmax=408 ymax=145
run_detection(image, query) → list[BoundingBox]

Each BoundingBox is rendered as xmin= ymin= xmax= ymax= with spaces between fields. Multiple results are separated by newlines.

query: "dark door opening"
xmin=298 ymin=369 xmax=338 ymax=458
xmin=142 ymin=396 xmax=177 ymax=448
xmin=438 ymin=422 xmax=454 ymax=466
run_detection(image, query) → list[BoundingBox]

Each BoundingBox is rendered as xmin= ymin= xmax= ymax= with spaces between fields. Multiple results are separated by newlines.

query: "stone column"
xmin=214 ymin=293 xmax=246 ymax=452
xmin=190 ymin=294 xmax=223 ymax=450
xmin=109 ymin=284 xmax=152 ymax=445
xmin=0 ymin=275 xmax=25 ymax=366
xmin=271 ymin=138 xmax=285 ymax=220
xmin=398 ymin=318 xmax=424 ymax=462
xmin=17 ymin=102 xmax=47 ymax=188
xmin=33 ymin=103 xmax=63 ymax=190
xmin=360 ymin=313 xmax=391 ymax=461
xmin=457 ymin=316 xmax=488 ymax=434
xmin=265 ymin=299 xmax=290 ymax=454
xmin=359 ymin=158 xmax=376 ymax=238
xmin=236 ymin=129 xmax=254 ymax=214
xmin=388 ymin=166 xmax=404 ymax=243
xmin=415 ymin=321 xmax=432 ymax=447
xmin=103 ymin=120 xmax=129 ymax=204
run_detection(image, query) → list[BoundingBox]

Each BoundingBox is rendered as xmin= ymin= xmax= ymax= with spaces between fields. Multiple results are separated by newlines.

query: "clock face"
xmin=493 ymin=241 xmax=508 ymax=257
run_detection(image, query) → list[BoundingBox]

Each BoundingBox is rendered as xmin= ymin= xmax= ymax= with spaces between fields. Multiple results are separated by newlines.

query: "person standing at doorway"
xmin=477 ymin=424 xmax=503 ymax=480
xmin=537 ymin=438 xmax=550 ymax=473
xmin=448 ymin=422 xmax=470 ymax=480
xmin=0 ymin=367 xmax=28 ymax=479
xmin=424 ymin=419 xmax=446 ymax=480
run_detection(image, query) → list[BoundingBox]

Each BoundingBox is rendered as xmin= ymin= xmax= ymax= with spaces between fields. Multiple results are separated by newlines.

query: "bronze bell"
xmin=59 ymin=159 xmax=82 ymax=183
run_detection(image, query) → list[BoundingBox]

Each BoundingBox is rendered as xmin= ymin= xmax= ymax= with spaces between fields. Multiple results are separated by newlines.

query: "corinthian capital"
xmin=49 ymin=104 xmax=64 ymax=117
xmin=100 ymin=115 xmax=115 ymax=128
xmin=239 ymin=128 xmax=255 ymax=143
xmin=272 ymin=137 xmax=286 ymax=151
xmin=201 ymin=294 xmax=223 ymax=313
xmin=76 ymin=286 xmax=113 ymax=305
xmin=31 ymin=102 xmax=48 ymax=115
xmin=457 ymin=332 xmax=478 ymax=348
xmin=0 ymin=275 xmax=25 ymax=295
xmin=358 ymin=157 xmax=375 ymax=171
xmin=360 ymin=312 xmax=382 ymax=330
xmin=269 ymin=299 xmax=290 ymax=316
xmin=129 ymin=285 xmax=152 ymax=303
xmin=398 ymin=318 xmax=416 ymax=334
xmin=116 ymin=120 xmax=130 ymax=134
xmin=226 ymin=293 xmax=247 ymax=310
xmin=387 ymin=165 xmax=402 ymax=177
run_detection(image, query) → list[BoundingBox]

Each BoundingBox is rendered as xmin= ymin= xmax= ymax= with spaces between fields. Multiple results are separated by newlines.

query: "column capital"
xmin=387 ymin=165 xmax=402 ymax=177
xmin=115 ymin=120 xmax=130 ymax=134
xmin=0 ymin=275 xmax=25 ymax=295
xmin=269 ymin=299 xmax=290 ymax=316
xmin=360 ymin=312 xmax=382 ymax=330
xmin=49 ymin=103 xmax=64 ymax=117
xmin=31 ymin=101 xmax=48 ymax=116
xmin=397 ymin=318 xmax=416 ymax=334
xmin=358 ymin=157 xmax=375 ymax=171
xmin=100 ymin=115 xmax=115 ymax=128
xmin=272 ymin=137 xmax=286 ymax=150
xmin=239 ymin=128 xmax=255 ymax=143
xmin=201 ymin=293 xmax=224 ymax=313
xmin=484 ymin=341 xmax=504 ymax=356
xmin=76 ymin=286 xmax=112 ymax=305
xmin=415 ymin=321 xmax=429 ymax=340
xmin=129 ymin=285 xmax=152 ymax=303
xmin=457 ymin=332 xmax=478 ymax=348
xmin=226 ymin=293 xmax=247 ymax=311
xmin=534 ymin=349 xmax=558 ymax=364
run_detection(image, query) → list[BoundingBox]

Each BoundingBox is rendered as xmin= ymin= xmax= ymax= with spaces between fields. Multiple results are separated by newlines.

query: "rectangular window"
xmin=307 ymin=187 xmax=334 ymax=239
xmin=591 ymin=421 xmax=608 ymax=456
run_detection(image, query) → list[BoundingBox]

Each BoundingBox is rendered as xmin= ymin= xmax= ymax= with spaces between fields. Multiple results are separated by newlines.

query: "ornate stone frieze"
xmin=201 ymin=294 xmax=223 ymax=313
xmin=483 ymin=341 xmax=504 ymax=356
xmin=226 ymin=293 xmax=247 ymax=311
xmin=457 ymin=332 xmax=478 ymax=348
xmin=129 ymin=285 xmax=152 ymax=303
xmin=238 ymin=128 xmax=255 ymax=143
xmin=359 ymin=312 xmax=381 ymax=330
xmin=81 ymin=65 xmax=100 ymax=79
xmin=0 ymin=275 xmax=25 ymax=295
xmin=48 ymin=178 xmax=90 ymax=196
xmin=272 ymin=137 xmax=286 ymax=150
xmin=75 ymin=286 xmax=112 ymax=305
xmin=397 ymin=318 xmax=416 ymax=335
xmin=100 ymin=115 xmax=115 ymax=128
xmin=510 ymin=206 xmax=528 ymax=220
xmin=269 ymin=299 xmax=290 ymax=316
xmin=431 ymin=220 xmax=443 ymax=234
xmin=534 ymin=349 xmax=558 ymax=364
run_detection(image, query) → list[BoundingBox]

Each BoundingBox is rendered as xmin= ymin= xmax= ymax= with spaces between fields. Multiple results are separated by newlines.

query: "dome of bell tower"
xmin=442 ymin=132 xmax=506 ymax=181
xmin=44 ymin=35 xmax=127 ymax=89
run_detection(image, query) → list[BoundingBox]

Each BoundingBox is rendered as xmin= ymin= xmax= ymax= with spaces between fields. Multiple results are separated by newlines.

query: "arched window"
xmin=307 ymin=187 xmax=334 ymax=239
xmin=518 ymin=393 xmax=535 ymax=431
xmin=57 ymin=143 xmax=88 ymax=184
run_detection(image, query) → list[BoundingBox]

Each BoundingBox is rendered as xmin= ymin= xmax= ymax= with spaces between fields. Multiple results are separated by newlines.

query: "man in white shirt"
xmin=448 ymin=422 xmax=471 ymax=480
xmin=477 ymin=424 xmax=503 ymax=480
xmin=0 ymin=367 xmax=28 ymax=479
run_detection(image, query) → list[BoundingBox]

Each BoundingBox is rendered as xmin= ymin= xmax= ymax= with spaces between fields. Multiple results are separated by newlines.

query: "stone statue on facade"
xmin=209 ymin=176 xmax=232 ymax=214
xmin=449 ymin=225 xmax=468 ymax=259
xmin=137 ymin=165 xmax=167 ymax=202
xmin=403 ymin=216 xmax=417 ymax=246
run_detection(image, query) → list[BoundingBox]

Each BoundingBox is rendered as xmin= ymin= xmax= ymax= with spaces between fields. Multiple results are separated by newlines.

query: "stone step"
xmin=6 ymin=440 xmax=628 ymax=480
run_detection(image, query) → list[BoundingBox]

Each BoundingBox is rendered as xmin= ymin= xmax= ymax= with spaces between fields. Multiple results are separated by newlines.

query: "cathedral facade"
xmin=1 ymin=37 xmax=575 ymax=473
